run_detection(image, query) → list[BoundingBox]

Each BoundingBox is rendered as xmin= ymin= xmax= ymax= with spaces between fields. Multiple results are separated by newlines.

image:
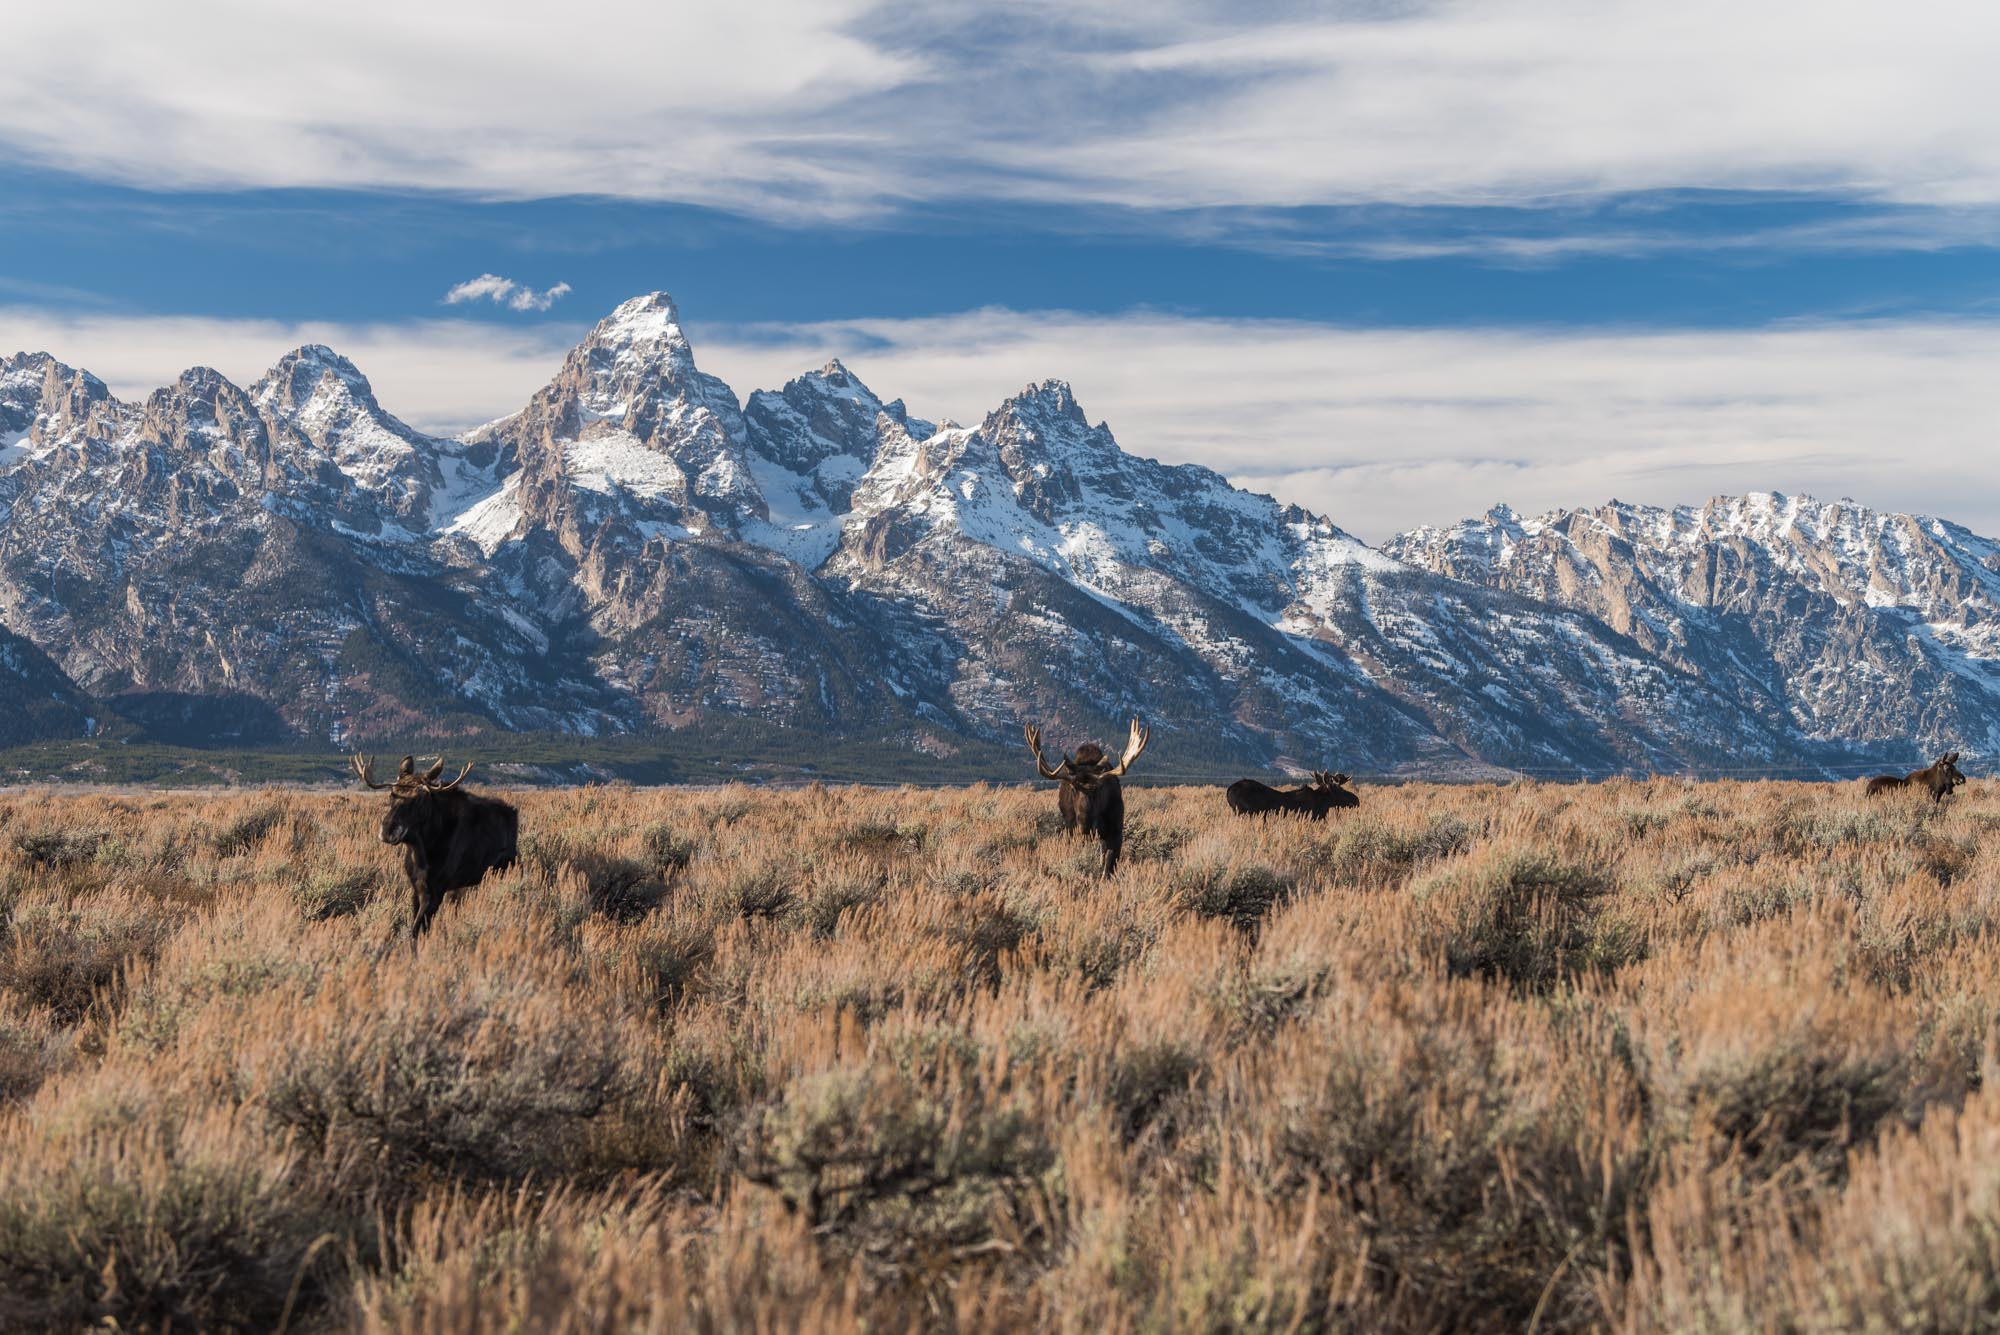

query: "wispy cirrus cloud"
xmin=2 ymin=0 xmax=1999 ymax=241
xmin=443 ymin=274 xmax=573 ymax=312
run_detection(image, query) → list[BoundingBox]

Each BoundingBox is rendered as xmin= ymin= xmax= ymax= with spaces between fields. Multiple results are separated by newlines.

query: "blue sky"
xmin=5 ymin=1 xmax=2000 ymax=538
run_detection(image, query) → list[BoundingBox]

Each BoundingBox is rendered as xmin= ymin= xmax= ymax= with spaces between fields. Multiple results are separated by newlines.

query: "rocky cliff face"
xmin=0 ymin=623 xmax=104 ymax=748
xmin=1387 ymin=494 xmax=2000 ymax=759
xmin=0 ymin=296 xmax=1952 ymax=774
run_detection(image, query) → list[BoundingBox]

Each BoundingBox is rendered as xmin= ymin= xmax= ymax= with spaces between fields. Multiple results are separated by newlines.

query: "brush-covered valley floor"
xmin=3 ymin=778 xmax=1999 ymax=1332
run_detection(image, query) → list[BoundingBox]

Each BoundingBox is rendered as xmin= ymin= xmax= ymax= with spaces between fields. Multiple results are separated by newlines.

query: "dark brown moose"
xmin=353 ymin=754 xmax=519 ymax=937
xmin=1024 ymin=718 xmax=1149 ymax=876
xmin=1864 ymin=751 xmax=1968 ymax=805
xmin=1226 ymin=771 xmax=1358 ymax=820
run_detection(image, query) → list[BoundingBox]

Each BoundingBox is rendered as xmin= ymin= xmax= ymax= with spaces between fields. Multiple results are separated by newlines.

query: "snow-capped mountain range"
xmin=0 ymin=292 xmax=1986 ymax=776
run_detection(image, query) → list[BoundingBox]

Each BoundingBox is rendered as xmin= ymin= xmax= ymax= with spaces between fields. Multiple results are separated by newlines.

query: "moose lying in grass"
xmin=1225 ymin=771 xmax=1358 ymax=820
xmin=1024 ymin=719 xmax=1149 ymax=876
xmin=353 ymin=754 xmax=518 ymax=938
xmin=1864 ymin=752 xmax=1968 ymax=805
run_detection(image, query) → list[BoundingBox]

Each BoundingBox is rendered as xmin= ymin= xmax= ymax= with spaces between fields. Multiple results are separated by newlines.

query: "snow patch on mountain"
xmin=565 ymin=430 xmax=687 ymax=500
xmin=446 ymin=475 xmax=527 ymax=555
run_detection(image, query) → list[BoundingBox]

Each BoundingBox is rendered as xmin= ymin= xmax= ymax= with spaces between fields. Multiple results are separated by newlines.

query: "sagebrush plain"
xmin=3 ymin=777 xmax=1999 ymax=1332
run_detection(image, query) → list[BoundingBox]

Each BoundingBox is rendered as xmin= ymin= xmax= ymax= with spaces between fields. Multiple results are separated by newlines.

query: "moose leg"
xmin=1098 ymin=790 xmax=1126 ymax=877
xmin=408 ymin=869 xmax=444 ymax=938
xmin=413 ymin=886 xmax=448 ymax=937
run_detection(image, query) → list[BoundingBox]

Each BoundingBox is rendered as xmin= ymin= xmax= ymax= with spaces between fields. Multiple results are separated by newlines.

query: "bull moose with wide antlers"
xmin=353 ymin=755 xmax=519 ymax=938
xmin=1024 ymin=719 xmax=1149 ymax=876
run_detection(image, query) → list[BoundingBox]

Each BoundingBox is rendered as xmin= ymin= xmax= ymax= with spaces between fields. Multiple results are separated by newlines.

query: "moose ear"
xmin=421 ymin=759 xmax=446 ymax=783
xmin=397 ymin=755 xmax=416 ymax=778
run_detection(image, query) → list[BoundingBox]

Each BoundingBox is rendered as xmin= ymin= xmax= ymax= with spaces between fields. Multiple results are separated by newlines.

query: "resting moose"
xmin=1024 ymin=719 xmax=1149 ymax=876
xmin=1864 ymin=752 xmax=1967 ymax=805
xmin=1226 ymin=771 xmax=1358 ymax=820
xmin=354 ymin=755 xmax=519 ymax=937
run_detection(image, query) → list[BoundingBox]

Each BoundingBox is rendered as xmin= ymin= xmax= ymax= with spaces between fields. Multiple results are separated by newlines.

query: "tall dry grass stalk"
xmin=0 ymin=778 xmax=1997 ymax=1330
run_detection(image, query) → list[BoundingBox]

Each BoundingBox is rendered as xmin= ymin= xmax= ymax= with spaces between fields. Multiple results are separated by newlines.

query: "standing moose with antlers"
xmin=1023 ymin=719 xmax=1149 ymax=876
xmin=353 ymin=755 xmax=518 ymax=938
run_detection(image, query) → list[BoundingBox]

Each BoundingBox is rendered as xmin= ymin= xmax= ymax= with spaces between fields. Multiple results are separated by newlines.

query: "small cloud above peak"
xmin=443 ymin=275 xmax=573 ymax=313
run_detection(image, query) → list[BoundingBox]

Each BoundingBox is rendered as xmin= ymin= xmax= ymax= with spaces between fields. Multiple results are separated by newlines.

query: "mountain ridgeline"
xmin=0 ymin=293 xmax=1990 ymax=778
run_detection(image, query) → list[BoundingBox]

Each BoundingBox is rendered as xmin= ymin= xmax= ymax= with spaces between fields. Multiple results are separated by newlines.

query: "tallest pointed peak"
xmin=588 ymin=292 xmax=688 ymax=349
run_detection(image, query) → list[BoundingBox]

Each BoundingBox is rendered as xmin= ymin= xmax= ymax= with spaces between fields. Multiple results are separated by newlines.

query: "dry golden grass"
xmin=2 ymin=777 xmax=1999 ymax=1331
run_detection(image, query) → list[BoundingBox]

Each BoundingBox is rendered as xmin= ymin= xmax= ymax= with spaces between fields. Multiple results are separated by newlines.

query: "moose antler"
xmin=1023 ymin=723 xmax=1065 ymax=780
xmin=1106 ymin=719 xmax=1148 ymax=777
xmin=426 ymin=760 xmax=474 ymax=791
xmin=351 ymin=754 xmax=394 ymax=789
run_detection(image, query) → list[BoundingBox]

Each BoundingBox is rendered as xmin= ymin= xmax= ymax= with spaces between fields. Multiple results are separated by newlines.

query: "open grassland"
xmin=4 ymin=779 xmax=2000 ymax=1332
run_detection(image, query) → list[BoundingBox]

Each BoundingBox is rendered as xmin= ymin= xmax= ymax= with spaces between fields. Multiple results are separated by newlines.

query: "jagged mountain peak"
xmin=585 ymin=291 xmax=692 ymax=356
xmin=744 ymin=359 xmax=897 ymax=480
xmin=997 ymin=378 xmax=1087 ymax=426
xmin=139 ymin=368 xmax=261 ymax=443
xmin=3 ymin=348 xmax=94 ymax=382
xmin=787 ymin=358 xmax=879 ymax=401
xmin=2 ymin=352 xmax=116 ymax=437
xmin=263 ymin=343 xmax=370 ymax=390
xmin=252 ymin=345 xmax=391 ymax=424
xmin=250 ymin=345 xmax=453 ymax=529
xmin=559 ymin=291 xmax=723 ymax=414
xmin=157 ymin=364 xmax=241 ymax=404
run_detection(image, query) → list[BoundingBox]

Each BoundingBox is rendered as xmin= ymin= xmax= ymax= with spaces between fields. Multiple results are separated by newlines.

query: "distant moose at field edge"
xmin=1864 ymin=752 xmax=1968 ymax=805
xmin=1226 ymin=771 xmax=1359 ymax=820
xmin=353 ymin=754 xmax=519 ymax=937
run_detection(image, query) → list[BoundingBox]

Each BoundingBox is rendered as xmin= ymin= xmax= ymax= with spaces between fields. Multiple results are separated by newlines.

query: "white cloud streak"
xmin=6 ymin=303 xmax=2000 ymax=543
xmin=443 ymin=275 xmax=573 ymax=312
xmin=2 ymin=2 xmax=1999 ymax=224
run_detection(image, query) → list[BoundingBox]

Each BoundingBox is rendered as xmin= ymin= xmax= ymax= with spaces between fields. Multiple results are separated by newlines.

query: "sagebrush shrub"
xmin=642 ymin=821 xmax=697 ymax=873
xmin=0 ymin=1001 xmax=71 ymax=1104
xmin=0 ymin=888 xmax=180 ymax=1021
xmin=12 ymin=829 xmax=104 ymax=870
xmin=249 ymin=961 xmax=636 ymax=1190
xmin=0 ymin=1106 xmax=345 ymax=1333
xmin=210 ymin=804 xmax=286 ymax=857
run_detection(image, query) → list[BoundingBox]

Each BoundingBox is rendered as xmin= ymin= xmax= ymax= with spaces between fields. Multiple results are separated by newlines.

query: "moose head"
xmin=352 ymin=753 xmax=474 ymax=846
